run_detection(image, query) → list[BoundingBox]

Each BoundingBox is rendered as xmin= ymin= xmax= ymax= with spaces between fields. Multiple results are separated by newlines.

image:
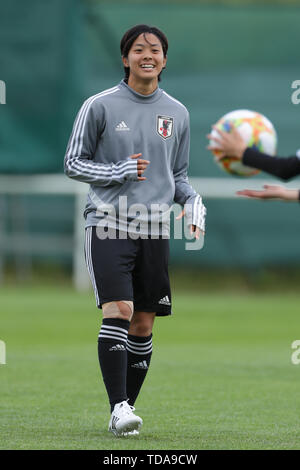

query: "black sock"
xmin=97 ymin=318 xmax=130 ymax=413
xmin=126 ymin=334 xmax=153 ymax=406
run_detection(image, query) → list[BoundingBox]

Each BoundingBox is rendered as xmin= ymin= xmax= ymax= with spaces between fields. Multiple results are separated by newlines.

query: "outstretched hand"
xmin=207 ymin=125 xmax=247 ymax=160
xmin=237 ymin=185 xmax=299 ymax=201
xmin=130 ymin=153 xmax=150 ymax=181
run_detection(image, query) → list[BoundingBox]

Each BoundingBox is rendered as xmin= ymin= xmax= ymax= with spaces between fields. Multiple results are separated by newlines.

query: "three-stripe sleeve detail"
xmin=192 ymin=195 xmax=206 ymax=232
xmin=65 ymin=87 xmax=138 ymax=183
xmin=67 ymin=86 xmax=119 ymax=159
xmin=67 ymin=157 xmax=137 ymax=179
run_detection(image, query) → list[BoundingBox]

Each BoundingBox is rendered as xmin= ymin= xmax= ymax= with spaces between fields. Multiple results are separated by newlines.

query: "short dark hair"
xmin=120 ymin=24 xmax=168 ymax=82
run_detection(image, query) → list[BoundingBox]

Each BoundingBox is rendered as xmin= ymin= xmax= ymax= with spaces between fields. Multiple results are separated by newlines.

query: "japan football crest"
xmin=157 ymin=115 xmax=174 ymax=139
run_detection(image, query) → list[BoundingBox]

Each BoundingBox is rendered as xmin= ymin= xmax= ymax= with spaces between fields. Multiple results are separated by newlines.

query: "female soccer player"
xmin=207 ymin=125 xmax=300 ymax=201
xmin=64 ymin=24 xmax=206 ymax=436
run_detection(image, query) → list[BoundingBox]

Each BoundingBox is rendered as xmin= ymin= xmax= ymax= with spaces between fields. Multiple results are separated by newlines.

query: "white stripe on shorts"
xmin=85 ymin=226 xmax=100 ymax=306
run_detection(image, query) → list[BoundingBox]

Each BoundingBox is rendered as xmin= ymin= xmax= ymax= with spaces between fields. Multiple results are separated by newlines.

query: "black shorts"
xmin=84 ymin=226 xmax=172 ymax=316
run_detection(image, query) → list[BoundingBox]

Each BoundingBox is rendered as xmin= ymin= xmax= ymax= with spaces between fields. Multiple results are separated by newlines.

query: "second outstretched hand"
xmin=130 ymin=153 xmax=150 ymax=180
xmin=237 ymin=185 xmax=300 ymax=201
xmin=207 ymin=125 xmax=247 ymax=160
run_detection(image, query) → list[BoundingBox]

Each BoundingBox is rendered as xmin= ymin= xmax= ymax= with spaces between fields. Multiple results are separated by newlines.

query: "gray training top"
xmin=64 ymin=80 xmax=206 ymax=236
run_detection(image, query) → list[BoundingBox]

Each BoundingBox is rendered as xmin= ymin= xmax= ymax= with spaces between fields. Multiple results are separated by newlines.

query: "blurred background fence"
xmin=0 ymin=0 xmax=300 ymax=288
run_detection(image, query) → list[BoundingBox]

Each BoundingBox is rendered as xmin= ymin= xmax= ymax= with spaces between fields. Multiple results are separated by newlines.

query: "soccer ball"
xmin=209 ymin=109 xmax=277 ymax=176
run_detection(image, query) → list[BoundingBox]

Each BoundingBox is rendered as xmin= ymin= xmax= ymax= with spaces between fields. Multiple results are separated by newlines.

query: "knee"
xmin=102 ymin=301 xmax=133 ymax=321
xmin=129 ymin=314 xmax=154 ymax=337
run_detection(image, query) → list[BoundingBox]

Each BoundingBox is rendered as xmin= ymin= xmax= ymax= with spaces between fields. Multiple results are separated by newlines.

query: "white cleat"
xmin=108 ymin=401 xmax=142 ymax=437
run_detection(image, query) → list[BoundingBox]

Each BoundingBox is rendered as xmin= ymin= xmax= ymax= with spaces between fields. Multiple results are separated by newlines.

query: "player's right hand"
xmin=130 ymin=153 xmax=150 ymax=181
xmin=176 ymin=209 xmax=205 ymax=239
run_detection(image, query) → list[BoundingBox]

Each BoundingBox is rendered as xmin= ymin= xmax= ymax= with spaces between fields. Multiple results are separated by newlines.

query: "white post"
xmin=0 ymin=340 xmax=6 ymax=365
xmin=73 ymin=193 xmax=91 ymax=291
xmin=0 ymin=80 xmax=6 ymax=105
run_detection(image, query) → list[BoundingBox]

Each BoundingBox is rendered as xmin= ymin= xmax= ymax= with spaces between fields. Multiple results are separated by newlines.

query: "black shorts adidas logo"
xmin=158 ymin=295 xmax=171 ymax=306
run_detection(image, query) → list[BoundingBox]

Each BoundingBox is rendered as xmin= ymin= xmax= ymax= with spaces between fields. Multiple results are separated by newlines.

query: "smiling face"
xmin=122 ymin=33 xmax=167 ymax=87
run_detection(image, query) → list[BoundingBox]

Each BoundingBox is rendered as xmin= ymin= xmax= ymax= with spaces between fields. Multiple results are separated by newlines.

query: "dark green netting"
xmin=1 ymin=1 xmax=300 ymax=266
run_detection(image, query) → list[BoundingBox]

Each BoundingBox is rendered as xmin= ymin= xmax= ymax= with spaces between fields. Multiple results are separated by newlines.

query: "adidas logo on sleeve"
xmin=158 ymin=295 xmax=171 ymax=306
xmin=115 ymin=121 xmax=130 ymax=131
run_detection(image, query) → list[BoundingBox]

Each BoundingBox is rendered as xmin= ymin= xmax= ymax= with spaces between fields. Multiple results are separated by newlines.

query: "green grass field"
xmin=1 ymin=285 xmax=300 ymax=450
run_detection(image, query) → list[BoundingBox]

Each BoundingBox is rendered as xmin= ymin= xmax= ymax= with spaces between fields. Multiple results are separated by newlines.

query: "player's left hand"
xmin=206 ymin=125 xmax=247 ymax=160
xmin=176 ymin=210 xmax=205 ymax=239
